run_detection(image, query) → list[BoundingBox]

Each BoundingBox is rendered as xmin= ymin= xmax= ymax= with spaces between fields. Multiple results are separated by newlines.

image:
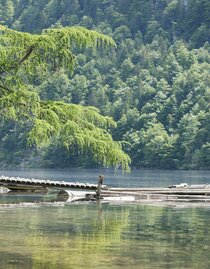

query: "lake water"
xmin=1 ymin=168 xmax=210 ymax=269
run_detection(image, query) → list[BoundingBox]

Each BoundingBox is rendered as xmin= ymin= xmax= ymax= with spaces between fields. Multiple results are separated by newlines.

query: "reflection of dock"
xmin=1 ymin=176 xmax=210 ymax=203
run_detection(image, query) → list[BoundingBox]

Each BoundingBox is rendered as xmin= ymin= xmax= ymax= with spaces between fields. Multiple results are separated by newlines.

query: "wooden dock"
xmin=1 ymin=176 xmax=210 ymax=203
xmin=101 ymin=183 xmax=210 ymax=203
xmin=0 ymin=175 xmax=106 ymax=192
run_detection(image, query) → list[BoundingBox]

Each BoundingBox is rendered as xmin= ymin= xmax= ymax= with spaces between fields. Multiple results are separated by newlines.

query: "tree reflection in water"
xmin=1 ymin=202 xmax=210 ymax=269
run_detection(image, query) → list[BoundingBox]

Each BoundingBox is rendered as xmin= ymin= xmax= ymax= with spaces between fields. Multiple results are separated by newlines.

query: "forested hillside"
xmin=0 ymin=0 xmax=210 ymax=169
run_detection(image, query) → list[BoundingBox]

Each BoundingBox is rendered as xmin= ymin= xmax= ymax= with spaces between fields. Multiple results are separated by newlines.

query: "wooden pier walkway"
xmin=0 ymin=175 xmax=106 ymax=191
xmin=101 ymin=183 xmax=210 ymax=203
xmin=1 ymin=175 xmax=210 ymax=203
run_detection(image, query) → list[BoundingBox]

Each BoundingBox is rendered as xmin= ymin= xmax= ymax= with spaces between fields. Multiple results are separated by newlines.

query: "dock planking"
xmin=1 ymin=176 xmax=210 ymax=203
xmin=0 ymin=175 xmax=105 ymax=191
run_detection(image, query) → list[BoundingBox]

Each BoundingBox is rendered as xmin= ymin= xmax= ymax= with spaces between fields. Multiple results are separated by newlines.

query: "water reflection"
xmin=1 ymin=203 xmax=210 ymax=269
xmin=1 ymin=168 xmax=210 ymax=187
xmin=1 ymin=169 xmax=210 ymax=269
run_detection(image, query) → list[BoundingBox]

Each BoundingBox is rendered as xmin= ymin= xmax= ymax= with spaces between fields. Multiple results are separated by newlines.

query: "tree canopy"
xmin=0 ymin=0 xmax=210 ymax=170
xmin=0 ymin=25 xmax=130 ymax=171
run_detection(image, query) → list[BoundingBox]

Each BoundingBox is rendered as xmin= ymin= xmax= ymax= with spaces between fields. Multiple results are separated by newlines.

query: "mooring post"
xmin=96 ymin=175 xmax=104 ymax=198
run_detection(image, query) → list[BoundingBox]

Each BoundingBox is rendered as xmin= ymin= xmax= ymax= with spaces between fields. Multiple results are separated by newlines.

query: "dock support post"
xmin=96 ymin=175 xmax=104 ymax=198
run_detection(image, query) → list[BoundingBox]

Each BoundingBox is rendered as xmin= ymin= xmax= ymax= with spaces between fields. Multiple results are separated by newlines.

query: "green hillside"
xmin=0 ymin=0 xmax=210 ymax=169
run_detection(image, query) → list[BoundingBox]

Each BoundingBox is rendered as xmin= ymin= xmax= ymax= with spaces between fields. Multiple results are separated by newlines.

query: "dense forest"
xmin=0 ymin=0 xmax=210 ymax=169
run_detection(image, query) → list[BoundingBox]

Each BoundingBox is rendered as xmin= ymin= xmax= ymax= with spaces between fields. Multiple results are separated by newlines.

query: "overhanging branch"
xmin=18 ymin=45 xmax=36 ymax=65
xmin=0 ymin=45 xmax=36 ymax=76
xmin=0 ymin=84 xmax=11 ymax=91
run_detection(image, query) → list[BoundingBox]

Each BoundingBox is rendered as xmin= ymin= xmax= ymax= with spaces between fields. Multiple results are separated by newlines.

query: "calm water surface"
xmin=1 ymin=169 xmax=210 ymax=269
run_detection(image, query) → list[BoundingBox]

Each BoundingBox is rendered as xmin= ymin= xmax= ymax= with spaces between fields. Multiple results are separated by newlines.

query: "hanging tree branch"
xmin=18 ymin=45 xmax=36 ymax=65
xmin=0 ymin=84 xmax=10 ymax=91
xmin=0 ymin=25 xmax=130 ymax=171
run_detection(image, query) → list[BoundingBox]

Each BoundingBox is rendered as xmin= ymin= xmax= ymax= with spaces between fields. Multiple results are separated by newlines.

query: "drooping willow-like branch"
xmin=0 ymin=25 xmax=130 ymax=171
xmin=0 ymin=84 xmax=10 ymax=91
xmin=18 ymin=45 xmax=36 ymax=65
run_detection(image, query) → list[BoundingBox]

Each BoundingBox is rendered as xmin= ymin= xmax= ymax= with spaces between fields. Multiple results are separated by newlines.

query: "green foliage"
xmin=0 ymin=0 xmax=210 ymax=170
xmin=0 ymin=25 xmax=130 ymax=171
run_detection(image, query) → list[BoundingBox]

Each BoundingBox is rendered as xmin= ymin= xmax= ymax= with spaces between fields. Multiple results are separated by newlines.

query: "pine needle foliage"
xmin=0 ymin=25 xmax=130 ymax=171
